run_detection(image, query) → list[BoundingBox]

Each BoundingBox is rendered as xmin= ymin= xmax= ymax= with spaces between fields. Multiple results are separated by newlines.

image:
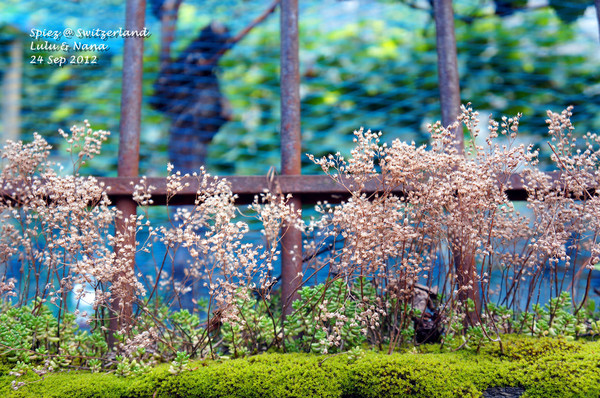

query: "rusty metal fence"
xmin=110 ymin=0 xmax=307 ymax=318
xmin=108 ymin=0 xmax=521 ymax=320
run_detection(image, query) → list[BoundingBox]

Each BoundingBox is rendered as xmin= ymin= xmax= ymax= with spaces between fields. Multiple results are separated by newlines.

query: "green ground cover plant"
xmin=1 ymin=336 xmax=599 ymax=397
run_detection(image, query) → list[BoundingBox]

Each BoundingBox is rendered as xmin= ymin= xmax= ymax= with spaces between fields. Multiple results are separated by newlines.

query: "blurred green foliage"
xmin=211 ymin=3 xmax=600 ymax=174
xmin=1 ymin=1 xmax=599 ymax=176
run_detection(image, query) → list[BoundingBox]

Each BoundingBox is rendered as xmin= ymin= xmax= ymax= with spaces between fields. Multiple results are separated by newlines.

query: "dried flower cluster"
xmin=305 ymin=104 xmax=600 ymax=346
xmin=0 ymin=122 xmax=308 ymax=360
xmin=0 ymin=128 xmax=118 ymax=316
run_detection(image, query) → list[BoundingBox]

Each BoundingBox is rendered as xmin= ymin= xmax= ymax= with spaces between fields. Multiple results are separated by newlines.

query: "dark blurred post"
xmin=1 ymin=36 xmax=22 ymax=142
xmin=280 ymin=0 xmax=302 ymax=316
xmin=433 ymin=0 xmax=462 ymax=152
xmin=111 ymin=0 xmax=145 ymax=342
xmin=595 ymin=0 xmax=600 ymax=44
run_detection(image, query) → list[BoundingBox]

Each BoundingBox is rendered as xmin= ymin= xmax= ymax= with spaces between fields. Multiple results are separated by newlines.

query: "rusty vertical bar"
xmin=280 ymin=0 xmax=302 ymax=316
xmin=111 ymin=0 xmax=145 ymax=339
xmin=433 ymin=0 xmax=462 ymax=152
xmin=433 ymin=0 xmax=480 ymax=323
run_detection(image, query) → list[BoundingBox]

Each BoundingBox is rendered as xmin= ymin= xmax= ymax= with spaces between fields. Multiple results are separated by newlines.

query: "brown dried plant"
xmin=305 ymin=104 xmax=600 ymax=348
xmin=0 ymin=124 xmax=120 ymax=334
xmin=1 ymin=106 xmax=599 ymax=363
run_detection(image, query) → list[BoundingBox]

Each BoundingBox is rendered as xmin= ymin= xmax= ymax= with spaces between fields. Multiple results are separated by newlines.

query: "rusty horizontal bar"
xmin=0 ymin=171 xmax=573 ymax=206
xmin=101 ymin=175 xmax=347 ymax=205
xmin=97 ymin=171 xmax=562 ymax=204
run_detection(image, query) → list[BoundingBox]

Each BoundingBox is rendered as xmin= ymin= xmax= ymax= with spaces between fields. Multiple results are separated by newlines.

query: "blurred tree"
xmin=548 ymin=0 xmax=591 ymax=24
xmin=149 ymin=1 xmax=280 ymax=174
xmin=494 ymin=0 xmax=528 ymax=17
xmin=151 ymin=21 xmax=232 ymax=173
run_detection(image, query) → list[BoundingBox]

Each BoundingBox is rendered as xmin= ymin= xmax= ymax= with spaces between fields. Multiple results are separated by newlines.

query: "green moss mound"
xmin=2 ymin=337 xmax=599 ymax=398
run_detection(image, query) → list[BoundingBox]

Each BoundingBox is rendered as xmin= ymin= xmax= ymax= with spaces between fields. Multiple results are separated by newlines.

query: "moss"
xmin=346 ymin=351 xmax=513 ymax=398
xmin=517 ymin=343 xmax=600 ymax=398
xmin=2 ymin=337 xmax=600 ymax=398
xmin=0 ymin=371 xmax=131 ymax=398
xmin=131 ymin=354 xmax=347 ymax=398
xmin=494 ymin=335 xmax=580 ymax=362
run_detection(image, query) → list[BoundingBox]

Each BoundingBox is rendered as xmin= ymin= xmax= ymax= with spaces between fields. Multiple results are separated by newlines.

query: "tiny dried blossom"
xmin=59 ymin=120 xmax=110 ymax=171
xmin=118 ymin=327 xmax=159 ymax=357
xmin=0 ymin=277 xmax=17 ymax=299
